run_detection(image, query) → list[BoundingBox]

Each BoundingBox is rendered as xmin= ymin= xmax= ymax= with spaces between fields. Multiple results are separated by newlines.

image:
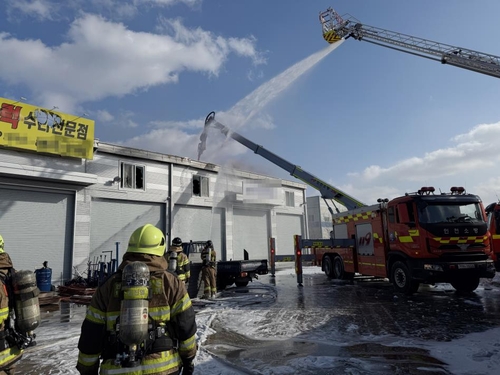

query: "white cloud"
xmin=5 ymin=0 xmax=54 ymax=21
xmin=5 ymin=0 xmax=201 ymax=22
xmin=472 ymin=176 xmax=500 ymax=205
xmin=336 ymin=121 xmax=500 ymax=206
xmin=140 ymin=0 xmax=202 ymax=6
xmin=150 ymin=118 xmax=203 ymax=130
xmin=96 ymin=109 xmax=114 ymax=122
xmin=350 ymin=124 xmax=499 ymax=183
xmin=0 ymin=14 xmax=263 ymax=113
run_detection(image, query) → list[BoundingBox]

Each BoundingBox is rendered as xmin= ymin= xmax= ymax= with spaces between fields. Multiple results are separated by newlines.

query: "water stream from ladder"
xmin=204 ymin=42 xmax=343 ymax=257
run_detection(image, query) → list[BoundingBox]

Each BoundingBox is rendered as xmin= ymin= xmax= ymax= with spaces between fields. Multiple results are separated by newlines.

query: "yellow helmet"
xmin=127 ymin=224 xmax=166 ymax=257
xmin=0 ymin=235 xmax=4 ymax=253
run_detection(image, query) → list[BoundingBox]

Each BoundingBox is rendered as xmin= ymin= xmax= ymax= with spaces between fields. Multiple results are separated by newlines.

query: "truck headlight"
xmin=424 ymin=264 xmax=443 ymax=272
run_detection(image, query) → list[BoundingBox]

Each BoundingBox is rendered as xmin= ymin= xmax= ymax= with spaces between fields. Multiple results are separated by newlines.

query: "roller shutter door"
xmin=0 ymin=185 xmax=74 ymax=284
xmin=90 ymin=199 xmax=165 ymax=260
xmin=276 ymin=213 xmax=303 ymax=255
xmin=233 ymin=208 xmax=268 ymax=261
xmin=171 ymin=206 xmax=224 ymax=259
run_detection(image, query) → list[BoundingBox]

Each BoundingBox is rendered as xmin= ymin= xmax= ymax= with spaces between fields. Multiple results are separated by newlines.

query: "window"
xmin=419 ymin=202 xmax=485 ymax=224
xmin=120 ymin=162 xmax=144 ymax=190
xmin=285 ymin=191 xmax=295 ymax=207
xmin=388 ymin=206 xmax=396 ymax=223
xmin=193 ymin=175 xmax=209 ymax=197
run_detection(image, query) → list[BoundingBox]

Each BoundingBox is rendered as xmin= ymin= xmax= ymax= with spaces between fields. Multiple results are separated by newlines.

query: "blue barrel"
xmin=35 ymin=268 xmax=52 ymax=292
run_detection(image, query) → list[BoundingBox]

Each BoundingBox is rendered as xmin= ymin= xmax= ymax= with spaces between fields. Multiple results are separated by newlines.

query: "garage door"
xmin=91 ymin=199 xmax=165 ymax=262
xmin=233 ymin=208 xmax=269 ymax=261
xmin=0 ymin=185 xmax=74 ymax=284
xmin=276 ymin=213 xmax=303 ymax=256
xmin=171 ymin=205 xmax=224 ymax=259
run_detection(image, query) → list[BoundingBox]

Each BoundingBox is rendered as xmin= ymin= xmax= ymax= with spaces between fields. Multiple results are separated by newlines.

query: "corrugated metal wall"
xmin=171 ymin=205 xmax=224 ymax=257
xmin=90 ymin=198 xmax=166 ymax=263
xmin=276 ymin=213 xmax=303 ymax=255
xmin=0 ymin=185 xmax=74 ymax=284
xmin=232 ymin=208 xmax=269 ymax=260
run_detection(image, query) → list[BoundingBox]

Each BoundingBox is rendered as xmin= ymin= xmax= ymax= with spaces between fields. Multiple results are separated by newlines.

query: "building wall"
xmin=0 ymin=142 xmax=308 ymax=283
xmin=307 ymin=196 xmax=336 ymax=239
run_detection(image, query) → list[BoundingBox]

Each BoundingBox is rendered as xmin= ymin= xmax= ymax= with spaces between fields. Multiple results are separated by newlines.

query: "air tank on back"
xmin=168 ymin=251 xmax=177 ymax=273
xmin=119 ymin=261 xmax=150 ymax=367
xmin=12 ymin=270 xmax=41 ymax=336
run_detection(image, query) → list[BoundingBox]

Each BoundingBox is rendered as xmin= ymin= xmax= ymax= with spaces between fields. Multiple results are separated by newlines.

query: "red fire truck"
xmin=308 ymin=186 xmax=495 ymax=294
xmin=486 ymin=202 xmax=500 ymax=270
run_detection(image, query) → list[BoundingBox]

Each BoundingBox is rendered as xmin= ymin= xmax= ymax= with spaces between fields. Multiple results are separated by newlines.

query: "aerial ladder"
xmin=198 ymin=112 xmax=365 ymax=217
xmin=319 ymin=7 xmax=500 ymax=79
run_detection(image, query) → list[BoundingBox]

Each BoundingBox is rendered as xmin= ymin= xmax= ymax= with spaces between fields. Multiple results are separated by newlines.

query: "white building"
xmin=306 ymin=196 xmax=349 ymax=239
xmin=0 ymin=141 xmax=307 ymax=286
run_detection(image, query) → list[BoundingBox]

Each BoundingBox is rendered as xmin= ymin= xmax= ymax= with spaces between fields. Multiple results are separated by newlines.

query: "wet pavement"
xmin=12 ymin=265 xmax=500 ymax=374
xmin=202 ymin=269 xmax=500 ymax=374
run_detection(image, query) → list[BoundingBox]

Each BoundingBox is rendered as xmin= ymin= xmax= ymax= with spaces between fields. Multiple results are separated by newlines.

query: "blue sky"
xmin=1 ymin=0 xmax=500 ymax=206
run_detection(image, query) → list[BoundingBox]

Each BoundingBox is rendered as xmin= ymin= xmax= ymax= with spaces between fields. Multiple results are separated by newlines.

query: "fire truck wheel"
xmin=391 ymin=261 xmax=419 ymax=295
xmin=450 ymin=276 xmax=480 ymax=294
xmin=323 ymin=255 xmax=335 ymax=278
xmin=333 ymin=256 xmax=345 ymax=279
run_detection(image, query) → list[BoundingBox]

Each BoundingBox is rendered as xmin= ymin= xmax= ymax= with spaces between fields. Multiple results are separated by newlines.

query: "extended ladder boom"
xmin=200 ymin=112 xmax=365 ymax=212
xmin=320 ymin=7 xmax=500 ymax=79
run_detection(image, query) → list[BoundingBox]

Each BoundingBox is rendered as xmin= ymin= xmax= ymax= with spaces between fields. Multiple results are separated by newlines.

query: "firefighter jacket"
xmin=0 ymin=252 xmax=23 ymax=371
xmin=166 ymin=246 xmax=190 ymax=283
xmin=201 ymin=247 xmax=216 ymax=268
xmin=76 ymin=252 xmax=197 ymax=375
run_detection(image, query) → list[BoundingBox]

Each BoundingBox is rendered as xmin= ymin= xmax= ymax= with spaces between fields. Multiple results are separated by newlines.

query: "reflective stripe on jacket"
xmin=77 ymin=253 xmax=197 ymax=375
xmin=0 ymin=253 xmax=23 ymax=369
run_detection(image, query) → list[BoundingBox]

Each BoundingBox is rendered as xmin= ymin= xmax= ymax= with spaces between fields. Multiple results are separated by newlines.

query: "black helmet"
xmin=172 ymin=237 xmax=183 ymax=247
xmin=206 ymin=240 xmax=213 ymax=247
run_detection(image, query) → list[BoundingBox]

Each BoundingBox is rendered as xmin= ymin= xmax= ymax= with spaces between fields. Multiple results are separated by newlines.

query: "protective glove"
xmin=181 ymin=359 xmax=195 ymax=375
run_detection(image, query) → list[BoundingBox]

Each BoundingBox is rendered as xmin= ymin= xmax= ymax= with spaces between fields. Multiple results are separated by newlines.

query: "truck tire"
xmin=332 ymin=256 xmax=355 ymax=281
xmin=450 ymin=276 xmax=480 ymax=294
xmin=217 ymin=277 xmax=229 ymax=291
xmin=235 ymin=281 xmax=249 ymax=287
xmin=391 ymin=261 xmax=420 ymax=295
xmin=323 ymin=255 xmax=334 ymax=278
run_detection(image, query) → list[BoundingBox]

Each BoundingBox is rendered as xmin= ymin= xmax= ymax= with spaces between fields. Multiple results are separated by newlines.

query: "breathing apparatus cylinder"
xmin=168 ymin=251 xmax=177 ymax=273
xmin=12 ymin=270 xmax=40 ymax=337
xmin=118 ymin=261 xmax=150 ymax=367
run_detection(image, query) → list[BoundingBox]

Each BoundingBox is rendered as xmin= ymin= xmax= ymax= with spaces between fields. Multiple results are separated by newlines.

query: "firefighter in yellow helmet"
xmin=0 ymin=235 xmax=24 ymax=375
xmin=76 ymin=224 xmax=197 ymax=375
xmin=200 ymin=240 xmax=217 ymax=299
xmin=165 ymin=238 xmax=190 ymax=284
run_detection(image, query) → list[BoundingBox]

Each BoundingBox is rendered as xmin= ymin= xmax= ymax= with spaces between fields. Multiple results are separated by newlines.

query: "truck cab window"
xmin=406 ymin=202 xmax=415 ymax=222
xmin=388 ymin=206 xmax=396 ymax=223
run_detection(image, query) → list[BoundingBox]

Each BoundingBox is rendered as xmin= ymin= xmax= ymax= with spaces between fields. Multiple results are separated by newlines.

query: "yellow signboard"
xmin=0 ymin=97 xmax=94 ymax=160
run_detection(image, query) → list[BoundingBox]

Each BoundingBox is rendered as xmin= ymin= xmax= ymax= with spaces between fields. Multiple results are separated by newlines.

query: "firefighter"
xmin=201 ymin=240 xmax=217 ymax=299
xmin=166 ymin=237 xmax=190 ymax=284
xmin=0 ymin=235 xmax=23 ymax=375
xmin=76 ymin=224 xmax=197 ymax=375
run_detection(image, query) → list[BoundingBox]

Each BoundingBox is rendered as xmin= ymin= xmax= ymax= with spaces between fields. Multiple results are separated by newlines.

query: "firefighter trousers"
xmin=202 ymin=266 xmax=217 ymax=297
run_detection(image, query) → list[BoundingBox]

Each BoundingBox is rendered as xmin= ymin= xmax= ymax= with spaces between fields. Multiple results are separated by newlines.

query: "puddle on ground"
xmin=205 ymin=320 xmax=451 ymax=375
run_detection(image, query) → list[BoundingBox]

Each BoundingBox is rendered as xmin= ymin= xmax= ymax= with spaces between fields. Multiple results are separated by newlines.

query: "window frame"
xmin=120 ymin=162 xmax=145 ymax=191
xmin=193 ymin=175 xmax=210 ymax=197
xmin=285 ymin=191 xmax=295 ymax=207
